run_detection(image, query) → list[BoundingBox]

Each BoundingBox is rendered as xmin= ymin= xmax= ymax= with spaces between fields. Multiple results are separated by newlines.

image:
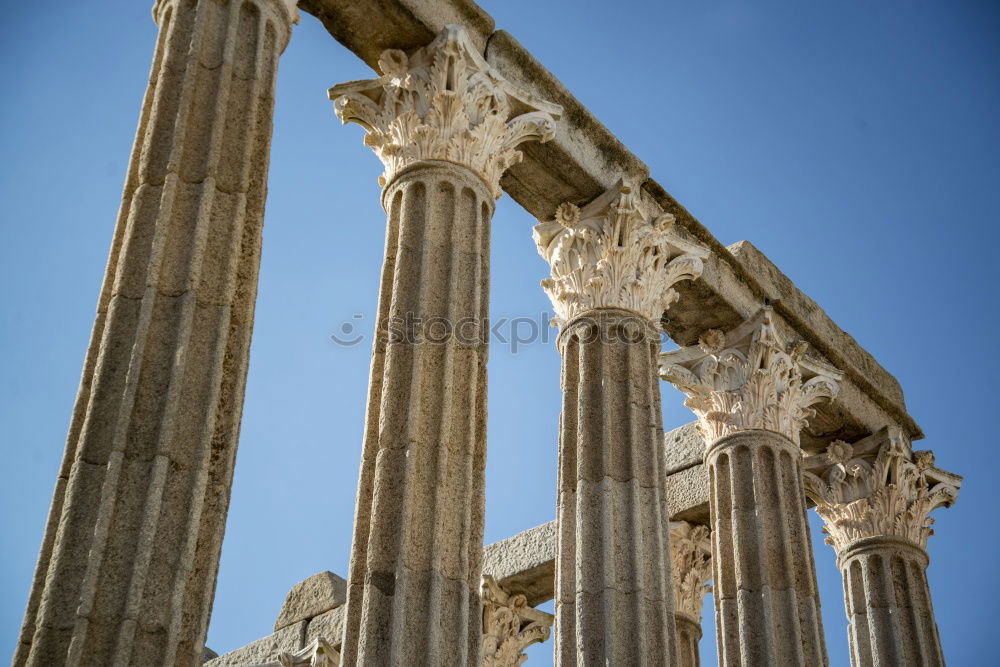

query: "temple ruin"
xmin=13 ymin=1 xmax=960 ymax=665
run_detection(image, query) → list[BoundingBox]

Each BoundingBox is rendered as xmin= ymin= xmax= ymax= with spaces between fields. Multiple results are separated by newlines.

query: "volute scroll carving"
xmin=481 ymin=575 xmax=554 ymax=667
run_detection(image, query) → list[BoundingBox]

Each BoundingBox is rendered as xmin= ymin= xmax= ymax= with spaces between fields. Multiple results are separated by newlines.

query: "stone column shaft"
xmin=328 ymin=26 xmax=560 ymax=666
xmin=555 ymin=311 xmax=678 ymax=665
xmin=708 ymin=430 xmax=826 ymax=666
xmin=839 ymin=537 xmax=943 ymax=667
xmin=15 ymin=1 xmax=294 ymax=664
xmin=342 ymin=161 xmax=493 ymax=665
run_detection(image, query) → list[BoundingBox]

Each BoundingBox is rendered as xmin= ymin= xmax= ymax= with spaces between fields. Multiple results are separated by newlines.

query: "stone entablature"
xmin=804 ymin=431 xmax=961 ymax=552
xmin=532 ymin=181 xmax=708 ymax=326
xmin=659 ymin=307 xmax=841 ymax=446
xmin=481 ymin=576 xmax=554 ymax=667
xmin=329 ymin=25 xmax=561 ymax=199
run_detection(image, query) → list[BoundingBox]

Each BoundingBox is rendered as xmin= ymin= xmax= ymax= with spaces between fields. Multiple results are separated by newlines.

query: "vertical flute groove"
xmin=555 ymin=311 xmax=678 ymax=666
xmin=706 ymin=430 xmax=828 ymax=667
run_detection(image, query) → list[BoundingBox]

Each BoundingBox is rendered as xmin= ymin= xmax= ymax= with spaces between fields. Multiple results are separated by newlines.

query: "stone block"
xmin=664 ymin=422 xmax=704 ymax=473
xmin=665 ymin=464 xmax=710 ymax=524
xmin=482 ymin=521 xmax=556 ymax=607
xmin=274 ymin=571 xmax=347 ymax=632
xmin=304 ymin=606 xmax=347 ymax=649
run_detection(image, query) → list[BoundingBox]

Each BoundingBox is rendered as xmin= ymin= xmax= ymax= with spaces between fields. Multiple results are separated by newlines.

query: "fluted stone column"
xmin=804 ymin=435 xmax=961 ymax=666
xmin=533 ymin=185 xmax=708 ymax=665
xmin=670 ymin=521 xmax=713 ymax=667
xmin=328 ymin=26 xmax=560 ymax=666
xmin=15 ymin=1 xmax=296 ymax=665
xmin=660 ymin=308 xmax=841 ymax=667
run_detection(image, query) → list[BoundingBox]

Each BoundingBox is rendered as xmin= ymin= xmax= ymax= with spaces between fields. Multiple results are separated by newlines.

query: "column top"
xmin=533 ymin=180 xmax=708 ymax=327
xmin=329 ymin=24 xmax=561 ymax=199
xmin=804 ymin=429 xmax=961 ymax=551
xmin=660 ymin=307 xmax=842 ymax=445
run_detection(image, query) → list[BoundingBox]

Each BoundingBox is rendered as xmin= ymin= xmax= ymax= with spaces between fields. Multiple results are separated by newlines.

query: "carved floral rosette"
xmin=532 ymin=181 xmax=708 ymax=327
xmin=481 ymin=575 xmax=554 ymax=667
xmin=804 ymin=434 xmax=960 ymax=553
xmin=669 ymin=521 xmax=713 ymax=623
xmin=329 ymin=25 xmax=561 ymax=199
xmin=658 ymin=308 xmax=841 ymax=446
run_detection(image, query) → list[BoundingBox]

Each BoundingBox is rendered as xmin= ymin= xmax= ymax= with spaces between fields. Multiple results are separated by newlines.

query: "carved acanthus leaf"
xmin=481 ymin=575 xmax=554 ymax=667
xmin=804 ymin=434 xmax=960 ymax=552
xmin=329 ymin=25 xmax=561 ymax=199
xmin=533 ymin=181 xmax=708 ymax=326
xmin=669 ymin=521 xmax=713 ymax=623
xmin=659 ymin=308 xmax=841 ymax=445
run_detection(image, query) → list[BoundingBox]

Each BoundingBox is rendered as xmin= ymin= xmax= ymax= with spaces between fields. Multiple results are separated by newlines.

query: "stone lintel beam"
xmin=481 ymin=521 xmax=557 ymax=608
xmin=300 ymin=0 xmax=922 ymax=449
xmin=299 ymin=0 xmax=495 ymax=67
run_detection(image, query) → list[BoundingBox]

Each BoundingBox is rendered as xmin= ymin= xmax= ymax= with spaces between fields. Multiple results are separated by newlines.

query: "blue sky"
xmin=1 ymin=1 xmax=997 ymax=664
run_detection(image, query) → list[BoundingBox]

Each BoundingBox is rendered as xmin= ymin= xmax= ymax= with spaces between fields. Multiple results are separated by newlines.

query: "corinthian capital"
xmin=659 ymin=308 xmax=841 ymax=445
xmin=328 ymin=25 xmax=561 ymax=199
xmin=481 ymin=575 xmax=554 ymax=667
xmin=532 ymin=181 xmax=708 ymax=326
xmin=669 ymin=521 xmax=713 ymax=624
xmin=804 ymin=431 xmax=961 ymax=552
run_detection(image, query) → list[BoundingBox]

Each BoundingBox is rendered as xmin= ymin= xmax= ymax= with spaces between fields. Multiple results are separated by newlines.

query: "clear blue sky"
xmin=1 ymin=1 xmax=996 ymax=664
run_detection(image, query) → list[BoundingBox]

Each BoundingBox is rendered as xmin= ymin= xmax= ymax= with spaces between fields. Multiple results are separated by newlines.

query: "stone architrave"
xmin=328 ymin=25 xmax=560 ymax=666
xmin=15 ymin=1 xmax=297 ymax=665
xmin=804 ymin=432 xmax=961 ymax=666
xmin=480 ymin=575 xmax=555 ymax=667
xmin=670 ymin=521 xmax=713 ymax=667
xmin=660 ymin=308 xmax=841 ymax=666
xmin=534 ymin=183 xmax=708 ymax=665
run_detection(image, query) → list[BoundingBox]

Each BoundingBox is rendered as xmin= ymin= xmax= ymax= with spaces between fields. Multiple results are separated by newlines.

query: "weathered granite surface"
xmin=665 ymin=464 xmax=710 ymax=525
xmin=274 ymin=572 xmax=347 ymax=632
xmin=15 ymin=1 xmax=296 ymax=664
xmin=304 ymin=607 xmax=346 ymax=647
xmin=664 ymin=422 xmax=705 ymax=473
xmin=481 ymin=521 xmax=556 ymax=608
